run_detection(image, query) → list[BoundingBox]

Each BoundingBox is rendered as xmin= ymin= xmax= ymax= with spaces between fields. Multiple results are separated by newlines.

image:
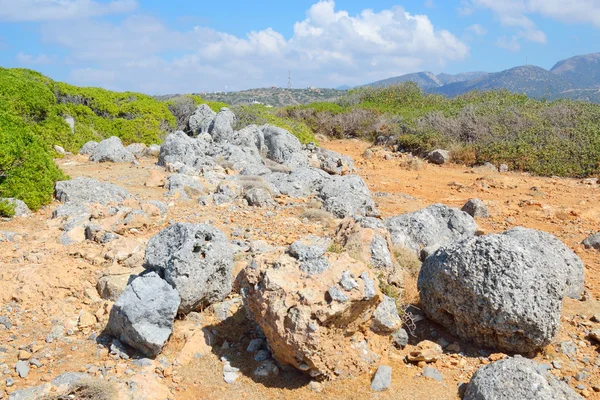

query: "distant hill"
xmin=364 ymin=53 xmax=600 ymax=102
xmin=551 ymin=53 xmax=600 ymax=89
xmin=197 ymin=87 xmax=346 ymax=108
xmin=435 ymin=66 xmax=572 ymax=99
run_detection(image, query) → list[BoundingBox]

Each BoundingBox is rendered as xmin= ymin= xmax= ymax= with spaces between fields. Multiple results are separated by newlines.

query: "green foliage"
xmin=206 ymin=101 xmax=229 ymax=112
xmin=0 ymin=110 xmax=66 ymax=211
xmin=232 ymin=104 xmax=317 ymax=144
xmin=0 ymin=199 xmax=16 ymax=218
xmin=284 ymin=82 xmax=600 ymax=178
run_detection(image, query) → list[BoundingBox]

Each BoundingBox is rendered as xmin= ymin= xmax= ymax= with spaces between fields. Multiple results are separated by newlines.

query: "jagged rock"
xmin=165 ymin=174 xmax=206 ymax=199
xmin=245 ymin=187 xmax=273 ymax=207
xmin=385 ymin=204 xmax=477 ymax=259
xmin=462 ymin=198 xmax=489 ymax=218
xmin=210 ymin=108 xmax=236 ymax=143
xmin=407 ymin=341 xmax=443 ymax=363
xmin=370 ymin=365 xmax=392 ymax=392
xmin=158 ymin=131 xmax=215 ymax=170
xmin=391 ymin=328 xmax=409 ymax=349
xmin=262 ymin=125 xmax=308 ymax=167
xmin=0 ymin=198 xmax=30 ymax=217
xmin=242 ymin=251 xmax=385 ymax=380
xmin=418 ymin=228 xmax=584 ymax=353
xmin=233 ymin=124 xmax=265 ymax=153
xmin=427 ymin=149 xmax=450 ymax=165
xmin=55 ymin=177 xmax=131 ymax=205
xmin=189 ymin=104 xmax=216 ymax=135
xmin=265 ymin=167 xmax=330 ymax=198
xmin=145 ymin=223 xmax=234 ymax=314
xmin=107 ymin=272 xmax=180 ymax=357
xmin=288 ymin=236 xmax=331 ymax=276
xmin=89 ymin=136 xmax=135 ymax=163
xmin=97 ymin=271 xmax=142 ymax=301
xmin=335 ymin=217 xmax=398 ymax=275
xmin=423 ymin=367 xmax=443 ymax=382
xmin=126 ymin=143 xmax=148 ymax=157
xmin=583 ymin=233 xmax=600 ymax=250
xmin=319 ymin=175 xmax=378 ymax=218
xmin=214 ymin=143 xmax=265 ymax=171
xmin=464 ymin=357 xmax=583 ymax=400
xmin=314 ymin=148 xmax=355 ymax=175
xmin=79 ymin=141 xmax=98 ymax=155
xmin=372 ymin=295 xmax=402 ymax=333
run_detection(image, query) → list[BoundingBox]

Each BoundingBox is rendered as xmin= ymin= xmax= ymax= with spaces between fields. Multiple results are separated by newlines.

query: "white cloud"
xmin=38 ymin=0 xmax=469 ymax=93
xmin=15 ymin=52 xmax=55 ymax=65
xmin=0 ymin=0 xmax=137 ymax=22
xmin=466 ymin=24 xmax=487 ymax=36
xmin=467 ymin=0 xmax=600 ymax=50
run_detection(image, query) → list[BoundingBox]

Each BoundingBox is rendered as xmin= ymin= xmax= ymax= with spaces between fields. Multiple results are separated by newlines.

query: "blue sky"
xmin=0 ymin=0 xmax=598 ymax=93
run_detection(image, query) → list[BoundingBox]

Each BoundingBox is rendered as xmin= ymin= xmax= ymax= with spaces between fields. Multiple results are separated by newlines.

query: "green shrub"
xmin=0 ymin=111 xmax=66 ymax=211
xmin=0 ymin=199 xmax=15 ymax=218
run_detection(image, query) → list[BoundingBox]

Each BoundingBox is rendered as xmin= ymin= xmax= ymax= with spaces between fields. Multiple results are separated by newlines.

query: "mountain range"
xmin=365 ymin=53 xmax=600 ymax=103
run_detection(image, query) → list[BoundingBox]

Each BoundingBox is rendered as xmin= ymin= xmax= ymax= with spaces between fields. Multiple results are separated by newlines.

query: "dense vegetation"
xmin=281 ymin=82 xmax=600 ymax=177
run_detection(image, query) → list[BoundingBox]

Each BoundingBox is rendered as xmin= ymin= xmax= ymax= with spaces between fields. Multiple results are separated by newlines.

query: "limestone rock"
xmin=89 ymin=136 xmax=135 ymax=163
xmin=79 ymin=141 xmax=98 ymax=155
xmin=210 ymin=108 xmax=237 ymax=143
xmin=107 ymin=272 xmax=180 ymax=357
xmin=319 ymin=175 xmax=379 ymax=218
xmin=189 ymin=104 xmax=216 ymax=135
xmin=262 ymin=125 xmax=307 ymax=167
xmin=145 ymin=223 xmax=234 ymax=314
xmin=55 ymin=177 xmax=131 ymax=205
xmin=370 ymin=365 xmax=392 ymax=392
xmin=0 ymin=198 xmax=30 ymax=217
xmin=242 ymin=251 xmax=384 ymax=380
xmin=427 ymin=149 xmax=450 ymax=165
xmin=464 ymin=357 xmax=583 ymax=400
xmin=461 ymin=198 xmax=490 ymax=218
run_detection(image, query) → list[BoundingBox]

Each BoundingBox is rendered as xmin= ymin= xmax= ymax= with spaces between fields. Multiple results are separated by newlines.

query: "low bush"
xmin=0 ymin=199 xmax=15 ymax=218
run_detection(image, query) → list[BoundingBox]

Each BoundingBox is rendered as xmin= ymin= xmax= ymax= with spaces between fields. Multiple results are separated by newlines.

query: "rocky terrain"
xmin=1 ymin=106 xmax=600 ymax=399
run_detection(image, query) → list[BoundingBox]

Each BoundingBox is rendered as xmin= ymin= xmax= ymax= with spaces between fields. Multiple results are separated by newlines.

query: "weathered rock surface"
xmin=107 ymin=272 xmax=180 ymax=357
xmin=89 ymin=136 xmax=135 ymax=163
xmin=370 ymin=365 xmax=392 ymax=392
xmin=55 ymin=177 xmax=131 ymax=205
xmin=145 ymin=223 xmax=234 ymax=314
xmin=314 ymin=148 xmax=355 ymax=175
xmin=126 ymin=143 xmax=148 ymax=157
xmin=158 ymin=131 xmax=214 ymax=170
xmin=262 ymin=125 xmax=307 ymax=167
xmin=210 ymin=108 xmax=236 ymax=143
xmin=418 ymin=228 xmax=582 ymax=352
xmin=233 ymin=124 xmax=265 ymax=153
xmin=245 ymin=187 xmax=273 ymax=207
xmin=582 ymin=233 xmax=600 ymax=250
xmin=464 ymin=357 xmax=583 ymax=400
xmin=189 ymin=104 xmax=216 ymax=135
xmin=385 ymin=204 xmax=477 ymax=258
xmin=319 ymin=175 xmax=378 ymax=218
xmin=165 ymin=174 xmax=206 ymax=199
xmin=265 ymin=167 xmax=330 ymax=198
xmin=78 ymin=141 xmax=98 ymax=155
xmin=427 ymin=149 xmax=450 ymax=165
xmin=372 ymin=295 xmax=402 ymax=333
xmin=242 ymin=250 xmax=385 ymax=380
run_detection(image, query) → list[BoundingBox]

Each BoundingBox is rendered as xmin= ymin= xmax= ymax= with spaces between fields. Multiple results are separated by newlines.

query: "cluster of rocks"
xmin=80 ymin=136 xmax=160 ymax=163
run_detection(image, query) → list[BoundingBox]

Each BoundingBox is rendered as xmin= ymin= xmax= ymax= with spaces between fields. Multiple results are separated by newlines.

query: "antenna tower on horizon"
xmin=288 ymin=70 xmax=292 ymax=89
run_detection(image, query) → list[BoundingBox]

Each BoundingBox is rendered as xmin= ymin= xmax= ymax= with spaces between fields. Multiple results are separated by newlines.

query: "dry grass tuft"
xmin=399 ymin=156 xmax=424 ymax=171
xmin=42 ymin=378 xmax=117 ymax=400
xmin=301 ymin=208 xmax=333 ymax=223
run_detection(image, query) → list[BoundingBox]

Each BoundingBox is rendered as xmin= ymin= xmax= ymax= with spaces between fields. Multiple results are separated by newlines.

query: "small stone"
xmin=423 ymin=367 xmax=443 ymax=382
xmin=446 ymin=343 xmax=461 ymax=353
xmin=575 ymin=371 xmax=588 ymax=381
xmin=6 ymin=377 xmax=15 ymax=387
xmin=254 ymin=350 xmax=270 ymax=362
xmin=328 ymin=286 xmax=349 ymax=303
xmin=391 ymin=328 xmax=409 ymax=349
xmin=29 ymin=359 xmax=42 ymax=368
xmin=309 ymin=381 xmax=324 ymax=393
xmin=559 ymin=341 xmax=577 ymax=357
xmin=372 ymin=296 xmax=402 ymax=333
xmin=552 ymin=360 xmax=563 ymax=370
xmin=246 ymin=339 xmax=264 ymax=353
xmin=591 ymin=315 xmax=600 ymax=323
xmin=15 ymin=360 xmax=30 ymax=378
xmin=254 ymin=360 xmax=279 ymax=377
xmin=407 ymin=341 xmax=443 ymax=364
xmin=370 ymin=365 xmax=392 ymax=392
xmin=17 ymin=350 xmax=31 ymax=361
xmin=340 ymin=271 xmax=359 ymax=291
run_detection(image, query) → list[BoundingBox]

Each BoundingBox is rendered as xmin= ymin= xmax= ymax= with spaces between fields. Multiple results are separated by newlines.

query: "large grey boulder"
xmin=0 ymin=198 xmax=30 ymax=217
xmin=245 ymin=187 xmax=273 ymax=207
xmin=89 ymin=136 xmax=135 ymax=163
xmin=214 ymin=143 xmax=265 ymax=172
xmin=319 ymin=175 xmax=378 ymax=218
xmin=126 ymin=143 xmax=147 ymax=157
xmin=385 ymin=204 xmax=477 ymax=258
xmin=233 ymin=125 xmax=265 ymax=154
xmin=418 ymin=228 xmax=581 ymax=353
xmin=503 ymin=227 xmax=584 ymax=299
xmin=265 ymin=167 xmax=330 ymax=198
xmin=464 ymin=357 xmax=582 ymax=400
xmin=427 ymin=149 xmax=450 ymax=165
xmin=79 ymin=141 xmax=98 ymax=155
xmin=145 ymin=223 xmax=234 ymax=314
xmin=262 ymin=125 xmax=308 ymax=167
xmin=582 ymin=233 xmax=600 ymax=250
xmin=158 ymin=131 xmax=214 ymax=169
xmin=189 ymin=104 xmax=216 ymax=135
xmin=55 ymin=177 xmax=131 ymax=205
xmin=210 ymin=108 xmax=237 ymax=143
xmin=107 ymin=272 xmax=180 ymax=357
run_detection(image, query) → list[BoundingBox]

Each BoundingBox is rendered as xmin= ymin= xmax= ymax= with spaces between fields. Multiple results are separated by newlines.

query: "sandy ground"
xmin=1 ymin=138 xmax=600 ymax=399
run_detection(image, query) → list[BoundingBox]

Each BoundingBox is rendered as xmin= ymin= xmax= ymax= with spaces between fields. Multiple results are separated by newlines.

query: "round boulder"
xmin=464 ymin=357 xmax=582 ymax=400
xmin=89 ymin=136 xmax=135 ymax=163
xmin=418 ymin=228 xmax=583 ymax=353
